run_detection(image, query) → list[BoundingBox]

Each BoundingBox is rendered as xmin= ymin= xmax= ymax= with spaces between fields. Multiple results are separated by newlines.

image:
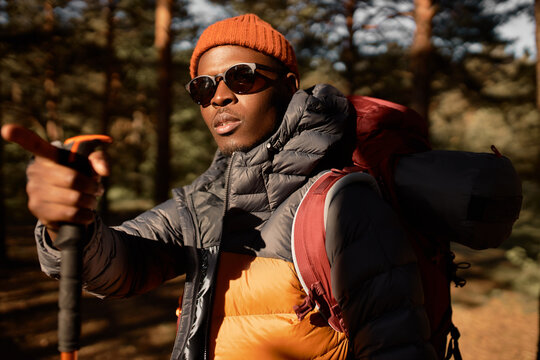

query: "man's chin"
xmin=218 ymin=139 xmax=262 ymax=157
xmin=217 ymin=130 xmax=276 ymax=156
xmin=219 ymin=144 xmax=252 ymax=157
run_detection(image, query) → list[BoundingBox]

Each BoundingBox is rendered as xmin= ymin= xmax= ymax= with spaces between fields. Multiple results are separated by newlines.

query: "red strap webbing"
xmin=292 ymin=171 xmax=347 ymax=334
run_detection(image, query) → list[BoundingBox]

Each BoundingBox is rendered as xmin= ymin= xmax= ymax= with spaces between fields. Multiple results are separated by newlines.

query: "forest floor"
xmin=1 ymin=224 xmax=538 ymax=360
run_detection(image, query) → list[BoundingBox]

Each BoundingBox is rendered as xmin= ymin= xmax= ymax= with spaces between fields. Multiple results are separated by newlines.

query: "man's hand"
xmin=1 ymin=124 xmax=110 ymax=241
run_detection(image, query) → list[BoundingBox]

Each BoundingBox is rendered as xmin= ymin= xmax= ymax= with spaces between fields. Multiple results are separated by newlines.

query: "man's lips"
xmin=213 ymin=112 xmax=242 ymax=135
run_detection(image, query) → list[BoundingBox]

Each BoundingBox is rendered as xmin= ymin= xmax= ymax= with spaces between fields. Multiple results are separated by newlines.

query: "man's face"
xmin=196 ymin=46 xmax=297 ymax=156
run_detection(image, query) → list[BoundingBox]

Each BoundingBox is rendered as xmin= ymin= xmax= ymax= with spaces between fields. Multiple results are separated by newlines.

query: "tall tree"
xmin=154 ymin=0 xmax=173 ymax=204
xmin=536 ymin=0 xmax=540 ymax=110
xmin=0 ymin=0 xmax=5 ymax=262
xmin=100 ymin=0 xmax=120 ymax=220
xmin=102 ymin=0 xmax=118 ymax=136
xmin=410 ymin=0 xmax=436 ymax=121
xmin=0 ymin=95 xmax=5 ymax=265
xmin=536 ymin=3 xmax=540 ymax=357
xmin=340 ymin=0 xmax=361 ymax=94
xmin=43 ymin=0 xmax=62 ymax=141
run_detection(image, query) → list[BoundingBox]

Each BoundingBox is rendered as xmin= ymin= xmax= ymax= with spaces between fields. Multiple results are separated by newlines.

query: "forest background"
xmin=0 ymin=0 xmax=539 ymax=359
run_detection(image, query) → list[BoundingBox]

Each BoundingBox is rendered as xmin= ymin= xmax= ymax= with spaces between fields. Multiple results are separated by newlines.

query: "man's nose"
xmin=211 ymin=79 xmax=237 ymax=107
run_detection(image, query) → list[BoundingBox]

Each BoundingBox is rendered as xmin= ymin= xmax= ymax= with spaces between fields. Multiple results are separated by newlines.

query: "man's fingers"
xmin=28 ymin=201 xmax=96 ymax=226
xmin=1 ymin=124 xmax=58 ymax=161
xmin=3 ymin=124 xmax=108 ymax=230
xmin=26 ymin=178 xmax=99 ymax=227
xmin=3 ymin=125 xmax=112 ymax=178
xmin=27 ymin=181 xmax=99 ymax=210
xmin=88 ymin=151 xmax=110 ymax=177
xmin=27 ymin=158 xmax=104 ymax=196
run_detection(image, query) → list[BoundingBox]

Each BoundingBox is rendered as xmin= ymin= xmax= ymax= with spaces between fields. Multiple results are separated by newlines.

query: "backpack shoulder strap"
xmin=291 ymin=170 xmax=379 ymax=335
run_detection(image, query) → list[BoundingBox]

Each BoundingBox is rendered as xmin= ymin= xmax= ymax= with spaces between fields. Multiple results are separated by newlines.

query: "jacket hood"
xmin=199 ymin=84 xmax=355 ymax=211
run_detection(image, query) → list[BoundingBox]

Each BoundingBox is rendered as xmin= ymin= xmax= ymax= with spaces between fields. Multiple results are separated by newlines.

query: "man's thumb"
xmin=88 ymin=151 xmax=110 ymax=177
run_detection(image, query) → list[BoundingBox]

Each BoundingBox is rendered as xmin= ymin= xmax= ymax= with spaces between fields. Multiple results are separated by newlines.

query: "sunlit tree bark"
xmin=536 ymin=0 xmax=540 ymax=354
xmin=0 ymin=98 xmax=5 ymax=264
xmin=102 ymin=1 xmax=118 ymax=136
xmin=410 ymin=0 xmax=437 ymax=121
xmin=100 ymin=0 xmax=120 ymax=220
xmin=43 ymin=0 xmax=62 ymax=141
xmin=342 ymin=0 xmax=358 ymax=94
xmin=154 ymin=0 xmax=173 ymax=204
xmin=534 ymin=0 xmax=540 ymax=110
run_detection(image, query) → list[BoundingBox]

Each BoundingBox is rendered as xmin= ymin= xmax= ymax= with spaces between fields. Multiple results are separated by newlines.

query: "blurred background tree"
xmin=535 ymin=0 xmax=540 ymax=108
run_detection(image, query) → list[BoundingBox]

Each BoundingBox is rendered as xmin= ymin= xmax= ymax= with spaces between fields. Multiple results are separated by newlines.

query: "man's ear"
xmin=284 ymin=72 xmax=299 ymax=96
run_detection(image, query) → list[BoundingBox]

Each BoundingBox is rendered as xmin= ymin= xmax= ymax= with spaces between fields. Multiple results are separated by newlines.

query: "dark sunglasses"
xmin=185 ymin=62 xmax=285 ymax=106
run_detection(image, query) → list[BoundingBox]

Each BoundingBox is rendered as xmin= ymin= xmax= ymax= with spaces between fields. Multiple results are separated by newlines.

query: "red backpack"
xmin=292 ymin=95 xmax=522 ymax=359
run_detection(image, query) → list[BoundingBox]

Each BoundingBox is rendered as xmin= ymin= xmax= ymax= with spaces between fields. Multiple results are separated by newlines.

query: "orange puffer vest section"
xmin=210 ymin=252 xmax=348 ymax=359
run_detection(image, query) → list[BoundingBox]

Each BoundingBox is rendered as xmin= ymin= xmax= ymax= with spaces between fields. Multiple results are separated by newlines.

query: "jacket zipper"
xmin=202 ymin=153 xmax=235 ymax=360
xmin=222 ymin=153 xmax=234 ymax=216
xmin=173 ymin=193 xmax=203 ymax=360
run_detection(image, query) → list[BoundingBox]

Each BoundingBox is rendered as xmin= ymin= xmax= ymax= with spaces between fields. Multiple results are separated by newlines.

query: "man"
xmin=21 ymin=14 xmax=436 ymax=359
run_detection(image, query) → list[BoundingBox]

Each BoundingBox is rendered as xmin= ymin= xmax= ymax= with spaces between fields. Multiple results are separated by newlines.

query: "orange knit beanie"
xmin=190 ymin=14 xmax=298 ymax=79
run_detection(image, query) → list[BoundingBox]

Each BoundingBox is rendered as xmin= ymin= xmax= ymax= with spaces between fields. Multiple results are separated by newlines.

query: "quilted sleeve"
xmin=325 ymin=183 xmax=437 ymax=359
xmin=35 ymin=198 xmax=186 ymax=299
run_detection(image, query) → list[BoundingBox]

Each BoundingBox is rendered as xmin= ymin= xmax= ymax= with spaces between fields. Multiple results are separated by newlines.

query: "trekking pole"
xmin=55 ymin=134 xmax=112 ymax=360
xmin=0 ymin=125 xmax=112 ymax=360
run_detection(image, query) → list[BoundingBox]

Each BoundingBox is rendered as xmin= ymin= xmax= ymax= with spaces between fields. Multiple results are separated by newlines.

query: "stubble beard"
xmin=218 ymin=134 xmax=269 ymax=157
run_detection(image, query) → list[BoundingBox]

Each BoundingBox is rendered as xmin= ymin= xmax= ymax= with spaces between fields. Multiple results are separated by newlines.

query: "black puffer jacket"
xmin=36 ymin=84 xmax=435 ymax=359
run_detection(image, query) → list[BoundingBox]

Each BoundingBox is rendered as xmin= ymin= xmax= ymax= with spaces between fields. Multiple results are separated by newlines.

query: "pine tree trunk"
xmin=342 ymin=0 xmax=357 ymax=94
xmin=100 ymin=0 xmax=118 ymax=221
xmin=43 ymin=0 xmax=62 ymax=141
xmin=534 ymin=0 xmax=540 ymax=110
xmin=536 ymin=1 xmax=540 ymax=355
xmin=0 ymin=100 xmax=6 ymax=265
xmin=102 ymin=1 xmax=117 ymax=136
xmin=410 ymin=0 xmax=436 ymax=122
xmin=154 ymin=0 xmax=173 ymax=204
xmin=533 ymin=2 xmax=540 ymax=358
